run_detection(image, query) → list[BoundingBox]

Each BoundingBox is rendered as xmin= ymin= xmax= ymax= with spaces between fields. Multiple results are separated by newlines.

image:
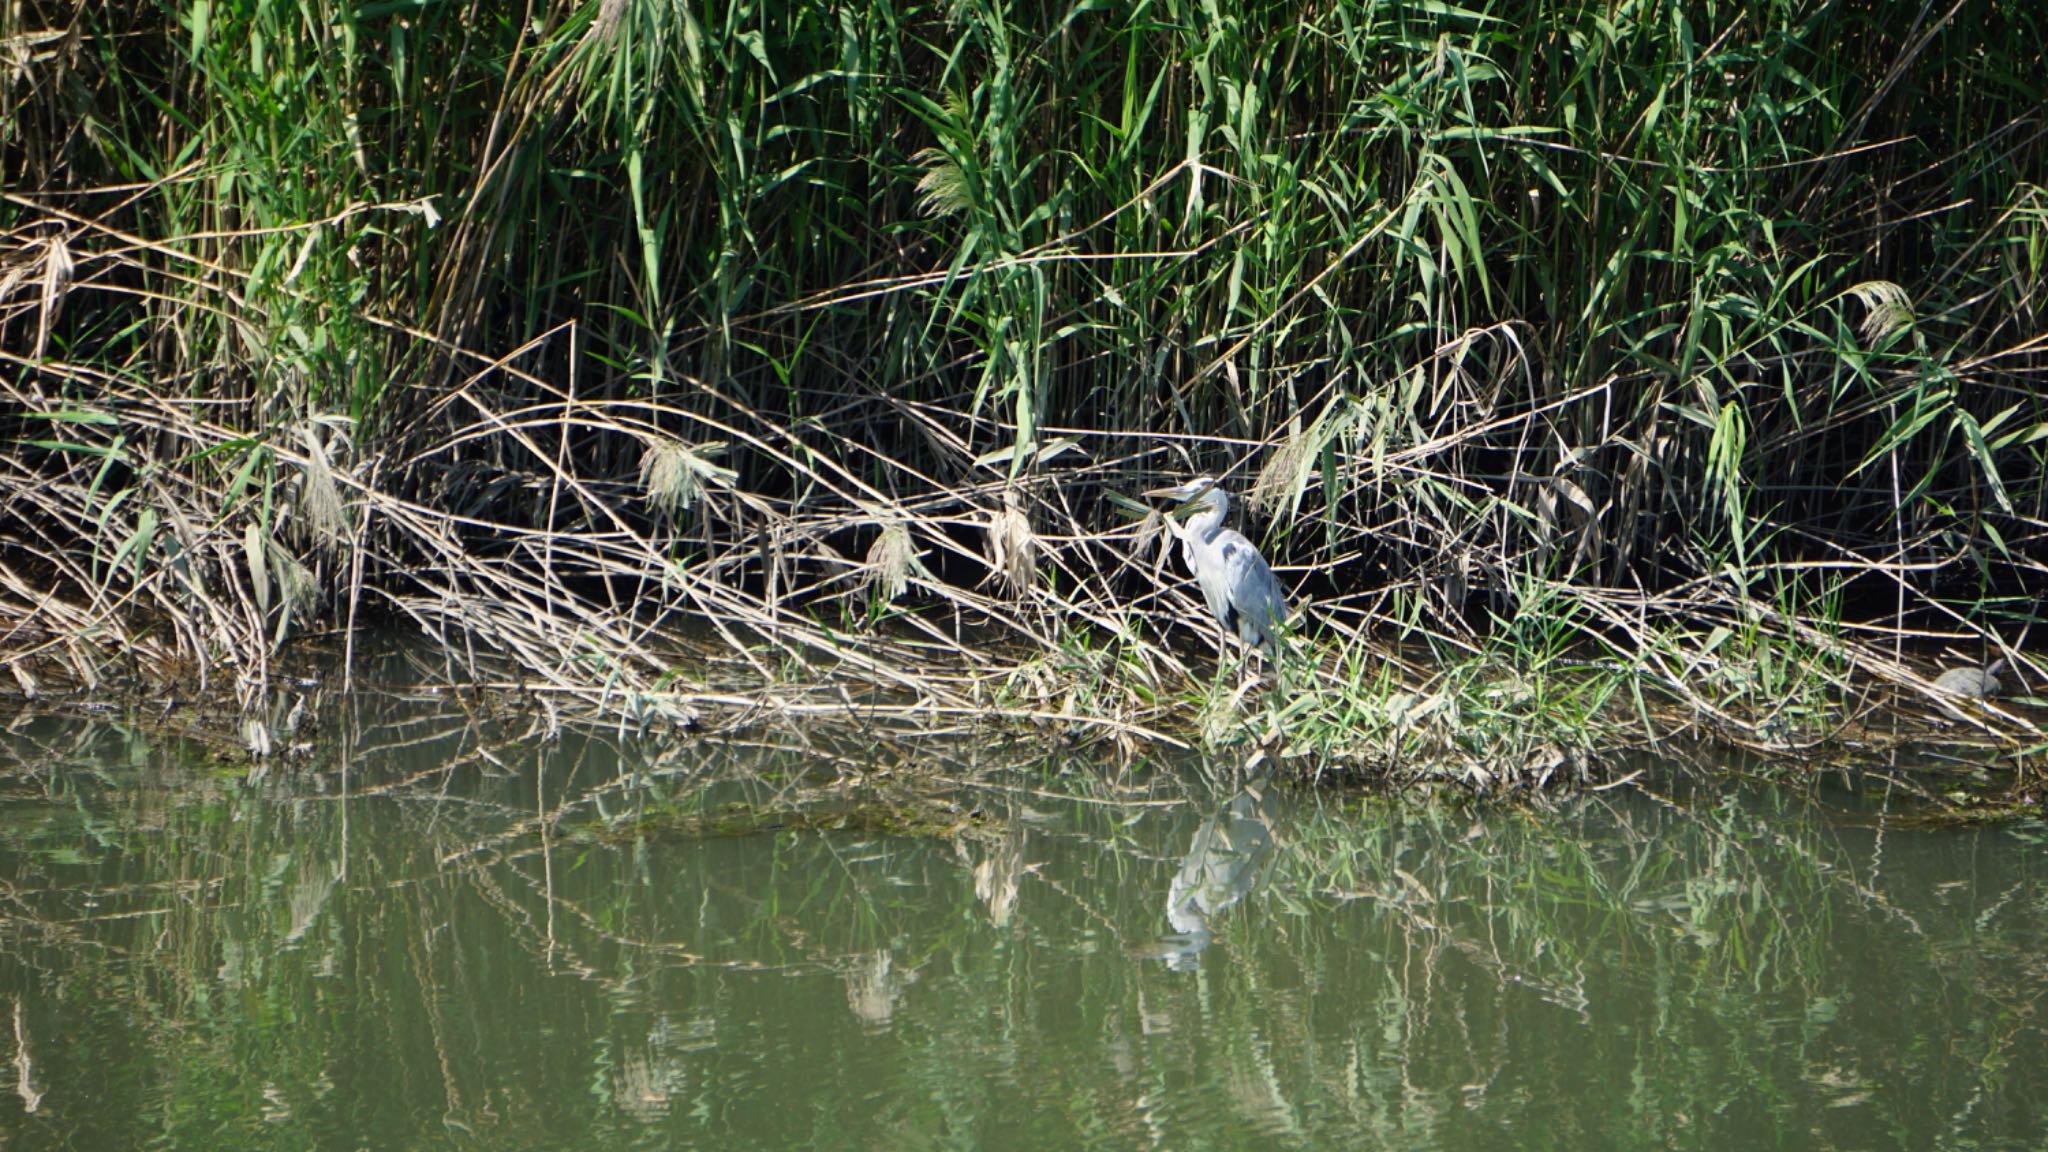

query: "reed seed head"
xmin=864 ymin=522 xmax=922 ymax=602
xmin=640 ymin=438 xmax=736 ymax=516
xmin=1847 ymin=280 xmax=1915 ymax=345
xmin=298 ymin=423 xmax=348 ymax=549
xmin=914 ymin=147 xmax=973 ymax=218
xmin=985 ymin=490 xmax=1037 ymax=593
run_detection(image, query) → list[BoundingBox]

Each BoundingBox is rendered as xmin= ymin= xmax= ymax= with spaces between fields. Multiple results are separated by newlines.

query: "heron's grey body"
xmin=1148 ymin=478 xmax=1288 ymax=662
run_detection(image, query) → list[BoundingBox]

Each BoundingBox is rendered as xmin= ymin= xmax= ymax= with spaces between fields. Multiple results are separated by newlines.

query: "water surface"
xmin=0 ymin=687 xmax=2043 ymax=1149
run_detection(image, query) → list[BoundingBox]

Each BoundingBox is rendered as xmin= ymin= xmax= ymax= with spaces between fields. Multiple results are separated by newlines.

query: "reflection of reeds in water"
xmin=971 ymin=825 xmax=1029 ymax=928
xmin=1 ymin=704 xmax=2043 ymax=1146
xmin=612 ymin=1047 xmax=673 ymax=1119
xmin=280 ymin=864 xmax=337 ymax=947
xmin=13 ymin=998 xmax=42 ymax=1115
xmin=844 ymin=950 xmax=907 ymax=1029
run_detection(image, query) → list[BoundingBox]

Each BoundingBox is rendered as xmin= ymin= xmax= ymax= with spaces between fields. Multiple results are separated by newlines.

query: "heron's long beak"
xmin=1143 ymin=480 xmax=1213 ymax=500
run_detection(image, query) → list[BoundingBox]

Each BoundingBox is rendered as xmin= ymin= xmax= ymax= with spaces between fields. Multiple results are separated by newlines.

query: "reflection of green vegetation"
xmin=1269 ymin=781 xmax=2048 ymax=1143
xmin=0 ymin=712 xmax=2044 ymax=1148
xmin=583 ymin=790 xmax=996 ymax=843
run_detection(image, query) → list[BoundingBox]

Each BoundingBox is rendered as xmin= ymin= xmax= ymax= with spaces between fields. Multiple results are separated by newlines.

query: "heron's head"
xmin=1143 ymin=476 xmax=1229 ymax=526
xmin=1143 ymin=476 xmax=1221 ymax=503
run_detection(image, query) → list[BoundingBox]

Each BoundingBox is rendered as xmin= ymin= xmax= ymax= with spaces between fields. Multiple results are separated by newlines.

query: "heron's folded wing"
xmin=1218 ymin=537 xmax=1286 ymax=636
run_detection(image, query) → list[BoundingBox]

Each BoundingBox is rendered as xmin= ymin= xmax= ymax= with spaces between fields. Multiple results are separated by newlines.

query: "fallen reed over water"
xmin=1 ymin=0 xmax=2044 ymax=781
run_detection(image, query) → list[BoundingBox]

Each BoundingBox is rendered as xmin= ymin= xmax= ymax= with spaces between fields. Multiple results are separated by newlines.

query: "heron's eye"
xmin=1220 ymin=543 xmax=1238 ymax=560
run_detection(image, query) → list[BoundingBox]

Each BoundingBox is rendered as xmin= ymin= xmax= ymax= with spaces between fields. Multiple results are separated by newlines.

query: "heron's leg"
xmin=1224 ymin=670 xmax=1262 ymax=720
xmin=1224 ymin=641 xmax=1276 ymax=708
xmin=1208 ymin=620 xmax=1236 ymax=682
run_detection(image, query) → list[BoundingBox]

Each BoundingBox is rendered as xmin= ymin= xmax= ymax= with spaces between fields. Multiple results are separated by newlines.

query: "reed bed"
xmin=2 ymin=0 xmax=2044 ymax=781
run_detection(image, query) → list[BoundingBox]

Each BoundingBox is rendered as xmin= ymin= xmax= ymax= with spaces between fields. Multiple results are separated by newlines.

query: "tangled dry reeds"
xmin=1 ymin=0 xmax=2043 ymax=780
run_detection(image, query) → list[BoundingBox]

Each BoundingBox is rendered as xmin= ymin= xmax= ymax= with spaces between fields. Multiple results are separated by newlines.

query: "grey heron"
xmin=1145 ymin=476 xmax=1288 ymax=665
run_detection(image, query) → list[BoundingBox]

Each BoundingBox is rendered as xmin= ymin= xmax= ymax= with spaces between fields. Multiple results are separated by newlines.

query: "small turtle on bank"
xmin=1933 ymin=659 xmax=2006 ymax=698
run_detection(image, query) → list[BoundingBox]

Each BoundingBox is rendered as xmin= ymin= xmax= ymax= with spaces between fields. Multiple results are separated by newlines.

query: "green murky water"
xmin=0 ymin=683 xmax=2044 ymax=1149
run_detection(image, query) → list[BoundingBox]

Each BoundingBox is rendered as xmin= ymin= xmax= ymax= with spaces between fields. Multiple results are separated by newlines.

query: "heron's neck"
xmin=1188 ymin=490 xmax=1228 ymax=540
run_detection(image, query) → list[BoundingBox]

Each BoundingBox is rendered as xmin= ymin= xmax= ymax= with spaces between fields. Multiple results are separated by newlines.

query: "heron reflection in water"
xmin=1156 ymin=786 xmax=1276 ymax=970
